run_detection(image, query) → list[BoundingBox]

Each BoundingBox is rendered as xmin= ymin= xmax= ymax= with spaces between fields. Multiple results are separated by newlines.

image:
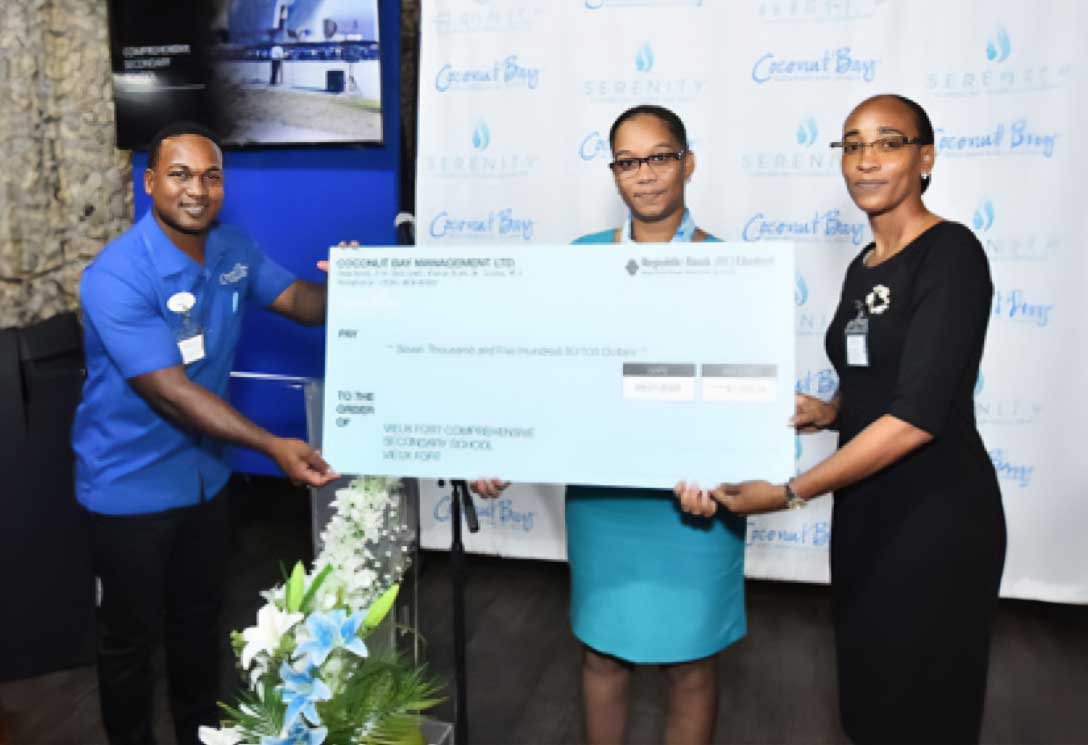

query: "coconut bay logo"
xmin=974 ymin=369 xmax=1043 ymax=427
xmin=579 ymin=131 xmax=610 ymax=161
xmin=434 ymin=54 xmax=541 ymax=92
xmin=742 ymin=115 xmax=841 ymax=177
xmin=988 ymin=448 xmax=1034 ymax=488
xmin=936 ymin=118 xmax=1059 ymax=159
xmin=743 ymin=209 xmax=867 ymax=246
xmin=751 ymin=47 xmax=878 ymax=84
xmin=991 ymin=286 xmax=1055 ymax=327
xmin=585 ymin=0 xmax=703 ymax=8
xmin=758 ymin=0 xmax=888 ymax=23
xmin=796 ymin=366 xmax=838 ymax=396
xmin=972 ymin=196 xmax=1060 ymax=262
xmin=584 ymin=41 xmax=707 ymax=103
xmin=425 ymin=120 xmax=540 ymax=179
xmin=928 ymin=24 xmax=1072 ymax=97
xmin=746 ymin=517 xmax=830 ymax=549
xmin=433 ymin=1 xmax=546 ymax=36
xmin=429 ymin=208 xmax=536 ymax=241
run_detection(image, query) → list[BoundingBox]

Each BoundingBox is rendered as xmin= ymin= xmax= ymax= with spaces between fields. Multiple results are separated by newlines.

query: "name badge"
xmin=178 ymin=333 xmax=206 ymax=365
xmin=845 ymin=301 xmax=869 ymax=368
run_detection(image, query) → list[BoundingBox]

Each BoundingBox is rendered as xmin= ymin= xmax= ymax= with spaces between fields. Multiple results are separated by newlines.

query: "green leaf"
xmin=285 ymin=561 xmax=306 ymax=613
xmin=364 ymin=584 xmax=400 ymax=631
xmin=299 ymin=563 xmax=334 ymax=613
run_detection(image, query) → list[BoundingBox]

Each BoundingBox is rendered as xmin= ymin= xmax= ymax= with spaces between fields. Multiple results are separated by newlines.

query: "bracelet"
xmin=783 ymin=480 xmax=806 ymax=510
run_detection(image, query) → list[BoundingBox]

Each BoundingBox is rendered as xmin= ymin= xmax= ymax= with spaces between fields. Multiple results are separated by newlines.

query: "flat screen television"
xmin=108 ymin=0 xmax=383 ymax=148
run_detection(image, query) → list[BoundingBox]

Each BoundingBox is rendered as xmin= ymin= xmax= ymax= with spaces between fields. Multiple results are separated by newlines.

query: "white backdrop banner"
xmin=414 ymin=0 xmax=1088 ymax=603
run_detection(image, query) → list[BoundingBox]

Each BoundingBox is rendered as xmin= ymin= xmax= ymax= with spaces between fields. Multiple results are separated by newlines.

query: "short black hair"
xmin=609 ymin=104 xmax=688 ymax=152
xmin=147 ymin=121 xmax=223 ymax=169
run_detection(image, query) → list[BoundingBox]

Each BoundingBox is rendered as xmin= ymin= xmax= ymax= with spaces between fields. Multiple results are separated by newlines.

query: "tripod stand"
xmin=439 ymin=479 xmax=478 ymax=744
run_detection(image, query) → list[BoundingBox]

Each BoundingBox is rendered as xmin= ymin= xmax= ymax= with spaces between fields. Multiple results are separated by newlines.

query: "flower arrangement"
xmin=199 ymin=476 xmax=442 ymax=745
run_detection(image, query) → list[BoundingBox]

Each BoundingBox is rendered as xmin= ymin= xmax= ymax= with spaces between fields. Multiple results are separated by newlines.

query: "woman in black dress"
xmin=675 ymin=94 xmax=1006 ymax=743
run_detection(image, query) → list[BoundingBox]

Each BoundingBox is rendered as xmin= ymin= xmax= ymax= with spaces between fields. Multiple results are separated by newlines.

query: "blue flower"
xmin=278 ymin=661 xmax=332 ymax=728
xmin=260 ymin=720 xmax=328 ymax=745
xmin=293 ymin=610 xmax=368 ymax=667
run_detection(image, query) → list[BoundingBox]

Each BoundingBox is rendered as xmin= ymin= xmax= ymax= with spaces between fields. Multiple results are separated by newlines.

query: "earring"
xmin=921 ymin=172 xmax=931 ymax=180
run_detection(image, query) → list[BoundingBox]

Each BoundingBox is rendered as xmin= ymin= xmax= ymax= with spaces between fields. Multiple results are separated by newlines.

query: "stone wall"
xmin=0 ymin=0 xmax=132 ymax=329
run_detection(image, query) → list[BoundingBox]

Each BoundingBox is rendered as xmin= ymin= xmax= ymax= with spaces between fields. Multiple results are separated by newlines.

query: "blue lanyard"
xmin=620 ymin=208 xmax=696 ymax=243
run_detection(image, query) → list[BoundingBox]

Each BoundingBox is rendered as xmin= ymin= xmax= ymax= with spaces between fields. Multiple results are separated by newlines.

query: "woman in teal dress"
xmin=474 ymin=104 xmax=746 ymax=745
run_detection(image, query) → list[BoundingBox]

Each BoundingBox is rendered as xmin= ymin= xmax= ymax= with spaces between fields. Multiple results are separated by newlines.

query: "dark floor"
xmin=2 ymin=477 xmax=1086 ymax=744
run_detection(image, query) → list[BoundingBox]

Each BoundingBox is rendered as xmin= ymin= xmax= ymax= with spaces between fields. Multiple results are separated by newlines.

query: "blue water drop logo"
xmin=796 ymin=116 xmax=818 ymax=147
xmin=972 ymin=197 xmax=995 ymax=232
xmin=795 ymin=272 xmax=809 ymax=306
xmin=986 ymin=26 xmax=1011 ymax=63
xmin=472 ymin=120 xmax=490 ymax=150
xmin=975 ymin=370 xmax=984 ymax=397
xmin=635 ymin=42 xmax=654 ymax=73
xmin=795 ymin=436 xmax=802 ymax=464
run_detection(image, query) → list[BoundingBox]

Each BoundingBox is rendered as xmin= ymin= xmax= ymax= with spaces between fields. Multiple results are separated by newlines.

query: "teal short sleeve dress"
xmin=566 ymin=223 xmax=747 ymax=664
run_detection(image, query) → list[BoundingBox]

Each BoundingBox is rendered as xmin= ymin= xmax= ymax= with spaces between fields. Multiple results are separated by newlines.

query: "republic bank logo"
xmin=424 ymin=121 xmax=539 ymax=179
xmin=986 ymin=26 xmax=1012 ymax=63
xmin=585 ymin=0 xmax=703 ymax=8
xmin=971 ymin=196 xmax=1060 ymax=262
xmin=928 ymin=24 xmax=1071 ymax=97
xmin=742 ymin=116 xmax=840 ymax=177
xmin=583 ymin=41 xmax=707 ymax=103
xmin=625 ymin=259 xmax=639 ymax=276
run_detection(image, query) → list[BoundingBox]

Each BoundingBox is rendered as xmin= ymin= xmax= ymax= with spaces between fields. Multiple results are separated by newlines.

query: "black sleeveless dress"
xmin=824 ymin=221 xmax=1006 ymax=744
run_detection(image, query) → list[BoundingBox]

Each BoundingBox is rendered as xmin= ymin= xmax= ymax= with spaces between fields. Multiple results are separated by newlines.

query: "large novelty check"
xmin=322 ymin=242 xmax=795 ymax=489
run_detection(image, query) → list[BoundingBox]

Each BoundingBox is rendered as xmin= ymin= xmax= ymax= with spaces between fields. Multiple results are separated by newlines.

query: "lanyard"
xmin=620 ymin=208 xmax=696 ymax=243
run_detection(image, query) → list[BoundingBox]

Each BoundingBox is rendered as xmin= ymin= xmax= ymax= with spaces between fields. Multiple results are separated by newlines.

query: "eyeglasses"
xmin=609 ymin=150 xmax=686 ymax=176
xmin=829 ymin=136 xmax=924 ymax=156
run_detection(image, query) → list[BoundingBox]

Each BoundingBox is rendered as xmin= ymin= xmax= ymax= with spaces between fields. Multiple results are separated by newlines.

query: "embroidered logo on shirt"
xmin=865 ymin=284 xmax=891 ymax=315
xmin=220 ymin=263 xmax=249 ymax=285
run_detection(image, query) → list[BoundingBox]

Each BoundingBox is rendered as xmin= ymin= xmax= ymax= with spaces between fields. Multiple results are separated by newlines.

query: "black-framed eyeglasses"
xmin=830 ymin=136 xmax=925 ymax=156
xmin=609 ymin=150 xmax=686 ymax=175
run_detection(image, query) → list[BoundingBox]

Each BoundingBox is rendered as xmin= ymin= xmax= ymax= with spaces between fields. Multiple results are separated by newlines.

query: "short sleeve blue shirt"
xmin=73 ymin=210 xmax=296 ymax=515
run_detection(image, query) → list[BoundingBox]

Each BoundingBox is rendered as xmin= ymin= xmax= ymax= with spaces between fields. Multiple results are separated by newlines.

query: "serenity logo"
xmin=758 ymin=0 xmax=888 ymax=23
xmin=751 ymin=47 xmax=879 ymax=84
xmin=972 ymin=196 xmax=1061 ymax=262
xmin=986 ymin=26 xmax=1012 ymax=63
xmin=795 ymin=272 xmax=809 ymax=305
xmin=742 ymin=116 xmax=841 ymax=177
xmin=425 ymin=121 xmax=539 ymax=179
xmin=928 ymin=24 xmax=1072 ymax=96
xmin=974 ymin=370 xmax=1044 ymax=427
xmin=584 ymin=41 xmax=708 ymax=103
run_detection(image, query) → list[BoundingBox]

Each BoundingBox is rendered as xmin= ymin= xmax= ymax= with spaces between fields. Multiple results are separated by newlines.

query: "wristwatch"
xmin=783 ymin=480 xmax=806 ymax=510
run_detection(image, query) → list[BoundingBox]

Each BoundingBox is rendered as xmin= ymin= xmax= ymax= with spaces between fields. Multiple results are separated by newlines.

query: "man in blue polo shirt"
xmin=72 ymin=122 xmax=338 ymax=745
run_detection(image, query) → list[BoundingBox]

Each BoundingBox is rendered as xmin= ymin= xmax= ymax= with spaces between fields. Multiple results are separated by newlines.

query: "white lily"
xmin=240 ymin=603 xmax=304 ymax=669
